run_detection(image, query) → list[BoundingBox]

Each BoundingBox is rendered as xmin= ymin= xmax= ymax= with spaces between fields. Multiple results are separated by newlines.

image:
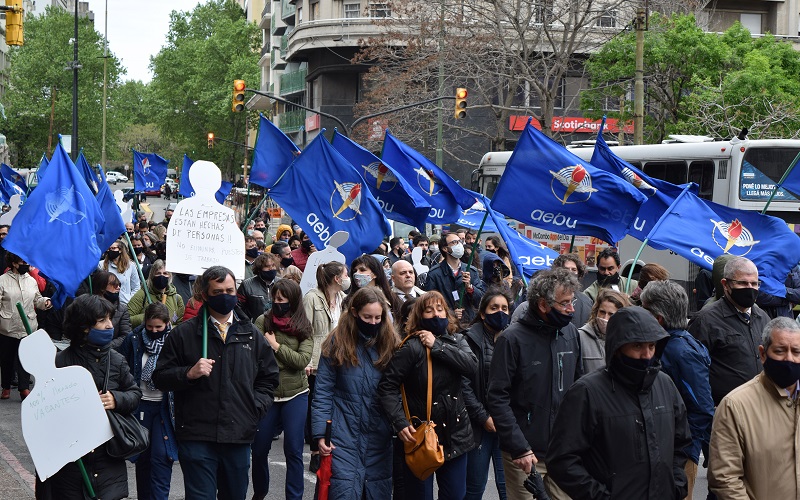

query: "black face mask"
xmin=145 ymin=326 xmax=170 ymax=340
xmin=16 ymin=264 xmax=30 ymax=275
xmin=103 ymin=291 xmax=120 ymax=303
xmin=133 ymin=246 xmax=144 ymax=255
xmin=259 ymin=270 xmax=277 ymax=283
xmin=598 ymin=272 xmax=620 ymax=287
xmin=484 ymin=311 xmax=509 ymax=332
xmin=301 ymin=239 xmax=313 ymax=250
xmin=281 ymin=257 xmax=294 ymax=268
xmin=206 ymin=293 xmax=237 ymax=316
xmin=619 ymin=354 xmax=655 ymax=371
xmin=246 ymin=247 xmax=259 ymax=258
xmin=106 ymin=250 xmax=121 ymax=261
xmin=611 ymin=353 xmax=655 ymax=389
xmin=763 ymin=355 xmax=800 ymax=388
xmin=729 ymin=287 xmax=758 ymax=309
xmin=546 ymin=309 xmax=573 ymax=329
xmin=355 ymin=316 xmax=381 ymax=337
xmin=272 ymin=302 xmax=292 ymax=318
xmin=419 ymin=316 xmax=449 ymax=336
xmin=126 ymin=232 xmax=135 ymax=240
xmin=152 ymin=275 xmax=169 ymax=290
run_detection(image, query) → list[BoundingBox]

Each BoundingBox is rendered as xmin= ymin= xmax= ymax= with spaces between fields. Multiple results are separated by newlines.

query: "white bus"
xmin=472 ymin=135 xmax=800 ymax=307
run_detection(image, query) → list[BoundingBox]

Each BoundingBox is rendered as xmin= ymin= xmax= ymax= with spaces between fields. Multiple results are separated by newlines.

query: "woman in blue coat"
xmin=311 ymin=287 xmax=400 ymax=499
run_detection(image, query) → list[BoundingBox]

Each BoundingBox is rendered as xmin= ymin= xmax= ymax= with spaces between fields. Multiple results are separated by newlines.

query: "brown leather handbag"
xmin=400 ymin=342 xmax=445 ymax=480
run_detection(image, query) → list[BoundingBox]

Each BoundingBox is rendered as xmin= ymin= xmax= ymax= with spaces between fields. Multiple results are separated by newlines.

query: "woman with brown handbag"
xmin=378 ymin=290 xmax=478 ymax=499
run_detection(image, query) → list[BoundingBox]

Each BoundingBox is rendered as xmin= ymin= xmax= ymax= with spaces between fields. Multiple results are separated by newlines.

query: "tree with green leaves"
xmin=148 ymin=0 xmax=261 ymax=179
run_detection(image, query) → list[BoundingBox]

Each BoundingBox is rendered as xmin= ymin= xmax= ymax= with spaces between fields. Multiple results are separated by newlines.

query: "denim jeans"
xmin=177 ymin=440 xmax=250 ymax=500
xmin=251 ymin=392 xmax=308 ymax=500
xmin=465 ymin=431 xmax=506 ymax=500
xmin=404 ymin=452 xmax=468 ymax=500
xmin=135 ymin=400 xmax=174 ymax=500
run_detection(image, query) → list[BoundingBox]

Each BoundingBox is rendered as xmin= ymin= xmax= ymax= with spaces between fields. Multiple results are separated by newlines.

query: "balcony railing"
xmin=281 ymin=0 xmax=296 ymax=22
xmin=279 ymin=68 xmax=307 ymax=95
xmin=278 ymin=109 xmax=305 ymax=133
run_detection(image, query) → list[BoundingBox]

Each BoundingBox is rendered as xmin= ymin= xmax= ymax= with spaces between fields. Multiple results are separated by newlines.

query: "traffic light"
xmin=454 ymin=87 xmax=467 ymax=119
xmin=5 ymin=0 xmax=24 ymax=46
xmin=232 ymin=80 xmax=246 ymax=112
xmin=207 ymin=132 xmax=215 ymax=149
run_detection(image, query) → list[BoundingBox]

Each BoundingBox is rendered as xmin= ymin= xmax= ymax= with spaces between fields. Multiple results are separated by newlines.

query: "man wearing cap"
xmin=546 ymin=306 xmax=691 ymax=499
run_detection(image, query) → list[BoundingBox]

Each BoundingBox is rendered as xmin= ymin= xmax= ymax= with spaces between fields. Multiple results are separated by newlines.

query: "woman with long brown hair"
xmin=98 ymin=239 xmax=140 ymax=304
xmin=311 ymin=287 xmax=399 ymax=499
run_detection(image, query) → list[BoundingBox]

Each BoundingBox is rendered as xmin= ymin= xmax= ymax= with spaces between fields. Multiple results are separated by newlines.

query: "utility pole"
xmin=435 ymin=0 xmax=445 ymax=167
xmin=101 ymin=0 xmax=108 ymax=167
xmin=634 ymin=6 xmax=645 ymax=145
xmin=71 ymin=0 xmax=79 ymax=160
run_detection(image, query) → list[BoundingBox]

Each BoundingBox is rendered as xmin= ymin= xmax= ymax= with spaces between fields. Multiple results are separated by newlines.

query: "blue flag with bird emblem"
xmin=0 ymin=165 xmax=26 ymax=204
xmin=269 ymin=131 xmax=391 ymax=263
xmin=1 ymin=164 xmax=27 ymax=193
xmin=132 ymin=149 xmax=169 ymax=193
xmin=34 ymin=153 xmax=49 ymax=182
xmin=3 ymin=143 xmax=105 ymax=307
xmin=491 ymin=121 xmax=648 ymax=244
xmin=331 ymin=130 xmax=430 ymax=229
xmin=179 ymin=155 xmax=233 ymax=203
xmin=250 ymin=114 xmax=300 ymax=189
xmin=381 ymin=130 xmax=476 ymax=224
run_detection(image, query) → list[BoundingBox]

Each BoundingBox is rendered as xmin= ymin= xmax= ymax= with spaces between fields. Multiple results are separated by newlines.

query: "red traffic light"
xmin=456 ymin=88 xmax=467 ymax=99
xmin=234 ymin=80 xmax=245 ymax=92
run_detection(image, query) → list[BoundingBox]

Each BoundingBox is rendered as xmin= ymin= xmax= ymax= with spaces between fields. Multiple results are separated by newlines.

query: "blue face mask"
xmin=87 ymin=327 xmax=115 ymax=346
xmin=206 ymin=293 xmax=237 ymax=316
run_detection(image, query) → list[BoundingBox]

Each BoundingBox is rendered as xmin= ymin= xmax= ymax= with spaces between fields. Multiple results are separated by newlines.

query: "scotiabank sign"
xmin=509 ymin=115 xmax=634 ymax=134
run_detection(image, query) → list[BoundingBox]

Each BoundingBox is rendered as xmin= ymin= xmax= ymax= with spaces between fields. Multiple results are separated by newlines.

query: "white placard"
xmin=166 ymin=160 xmax=245 ymax=279
xmin=411 ymin=246 xmax=429 ymax=276
xmin=19 ymin=330 xmax=114 ymax=481
xmin=113 ymin=189 xmax=133 ymax=224
xmin=0 ymin=193 xmax=23 ymax=225
xmin=300 ymin=231 xmax=348 ymax=297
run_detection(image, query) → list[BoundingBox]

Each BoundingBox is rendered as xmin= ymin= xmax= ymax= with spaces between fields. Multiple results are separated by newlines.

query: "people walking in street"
xmin=127 ymin=260 xmax=185 ymax=328
xmin=577 ymin=288 xmax=630 ymax=373
xmin=238 ymin=253 xmax=279 ymax=322
xmin=91 ymin=270 xmax=132 ymax=351
xmin=99 ymin=239 xmax=141 ymax=304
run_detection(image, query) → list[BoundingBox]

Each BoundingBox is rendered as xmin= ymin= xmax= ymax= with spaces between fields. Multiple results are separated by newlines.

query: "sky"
xmin=35 ymin=0 xmax=209 ymax=83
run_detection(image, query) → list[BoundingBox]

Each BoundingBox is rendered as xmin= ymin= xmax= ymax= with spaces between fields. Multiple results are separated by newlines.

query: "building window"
xmin=344 ymin=2 xmax=360 ymax=18
xmin=369 ymin=2 xmax=390 ymax=18
xmin=297 ymin=6 xmax=302 ymax=22
xmin=310 ymin=0 xmax=320 ymax=21
xmin=597 ymin=10 xmax=617 ymax=28
xmin=533 ymin=1 xmax=554 ymax=24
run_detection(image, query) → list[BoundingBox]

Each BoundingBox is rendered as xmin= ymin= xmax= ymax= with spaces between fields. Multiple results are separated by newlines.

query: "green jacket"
xmin=127 ymin=283 xmax=185 ymax=328
xmin=255 ymin=314 xmax=312 ymax=399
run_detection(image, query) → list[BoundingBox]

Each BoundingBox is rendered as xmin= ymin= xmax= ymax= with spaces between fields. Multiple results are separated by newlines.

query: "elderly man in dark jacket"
xmin=546 ymin=306 xmax=691 ymax=500
xmin=487 ymin=268 xmax=583 ymax=500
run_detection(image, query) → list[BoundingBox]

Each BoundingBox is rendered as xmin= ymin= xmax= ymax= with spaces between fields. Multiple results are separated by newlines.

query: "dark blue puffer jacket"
xmin=311 ymin=333 xmax=393 ymax=500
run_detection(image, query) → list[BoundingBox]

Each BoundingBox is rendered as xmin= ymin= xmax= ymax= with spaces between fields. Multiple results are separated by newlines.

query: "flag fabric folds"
xmin=645 ymin=187 xmax=800 ymax=297
xmin=491 ymin=122 xmax=648 ymax=244
xmin=3 ymin=143 xmax=105 ymax=306
xmin=94 ymin=165 xmax=127 ymax=253
xmin=132 ymin=149 xmax=169 ymax=192
xmin=250 ymin=114 xmax=300 ymax=189
xmin=331 ymin=131 xmax=430 ymax=228
xmin=381 ymin=130 xmax=476 ymax=225
xmin=268 ymin=132 xmax=391 ymax=263
xmin=0 ymin=165 xmax=25 ymax=204
xmin=179 ymin=155 xmax=234 ymax=203
xmin=1 ymin=164 xmax=27 ymax=192
xmin=35 ymin=153 xmax=49 ymax=181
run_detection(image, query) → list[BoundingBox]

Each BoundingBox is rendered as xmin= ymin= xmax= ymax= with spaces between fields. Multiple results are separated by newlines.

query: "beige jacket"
xmin=302 ymin=287 xmax=345 ymax=370
xmin=0 ymin=272 xmax=48 ymax=339
xmin=709 ymin=372 xmax=800 ymax=499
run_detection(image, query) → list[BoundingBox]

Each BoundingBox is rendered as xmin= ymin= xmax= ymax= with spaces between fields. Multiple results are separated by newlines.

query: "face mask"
xmin=145 ymin=326 xmax=170 ymax=340
xmin=260 ymin=270 xmax=277 ymax=283
xmin=484 ymin=311 xmax=510 ymax=332
xmin=355 ymin=316 xmax=381 ymax=337
xmin=126 ymin=232 xmax=135 ymax=240
xmin=16 ymin=264 xmax=30 ymax=275
xmin=106 ymin=250 xmax=121 ymax=261
xmin=546 ymin=308 xmax=573 ymax=329
xmin=598 ymin=272 xmax=620 ymax=287
xmin=247 ymin=229 xmax=254 ymax=236
xmin=340 ymin=277 xmax=351 ymax=292
xmin=302 ymin=239 xmax=313 ymax=250
xmin=246 ymin=247 xmax=259 ymax=258
xmin=87 ymin=327 xmax=115 ymax=347
xmin=384 ymin=268 xmax=393 ymax=280
xmin=619 ymin=354 xmax=654 ymax=371
xmin=354 ymin=273 xmax=372 ymax=288
xmin=281 ymin=257 xmax=294 ymax=268
xmin=152 ymin=275 xmax=169 ymax=290
xmin=763 ymin=355 xmax=800 ymax=388
xmin=272 ymin=302 xmax=292 ymax=318
xmin=420 ymin=316 xmax=449 ymax=336
xmin=133 ymin=246 xmax=144 ymax=255
xmin=729 ymin=287 xmax=758 ymax=309
xmin=103 ymin=291 xmax=120 ymax=303
xmin=595 ymin=317 xmax=609 ymax=336
xmin=206 ymin=293 xmax=237 ymax=316
xmin=449 ymin=243 xmax=465 ymax=260
xmin=144 ymin=240 xmax=152 ymax=248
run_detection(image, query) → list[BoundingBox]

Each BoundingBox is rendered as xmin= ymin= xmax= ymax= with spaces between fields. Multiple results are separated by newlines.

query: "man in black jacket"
xmin=424 ymin=232 xmax=486 ymax=324
xmin=153 ymin=266 xmax=279 ymax=500
xmin=487 ymin=268 xmax=583 ymax=500
xmin=546 ymin=306 xmax=691 ymax=500
xmin=236 ymin=253 xmax=278 ymax=322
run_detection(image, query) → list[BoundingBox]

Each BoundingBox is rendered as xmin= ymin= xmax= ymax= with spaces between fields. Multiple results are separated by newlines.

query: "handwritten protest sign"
xmin=300 ymin=231 xmax=348 ymax=296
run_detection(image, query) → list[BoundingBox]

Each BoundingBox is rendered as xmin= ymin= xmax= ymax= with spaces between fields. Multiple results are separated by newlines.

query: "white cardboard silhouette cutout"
xmin=411 ymin=246 xmax=429 ymax=276
xmin=113 ymin=189 xmax=133 ymax=224
xmin=299 ymin=231 xmax=349 ymax=296
xmin=0 ymin=193 xmax=23 ymax=225
xmin=19 ymin=330 xmax=113 ymax=481
xmin=166 ymin=160 xmax=245 ymax=279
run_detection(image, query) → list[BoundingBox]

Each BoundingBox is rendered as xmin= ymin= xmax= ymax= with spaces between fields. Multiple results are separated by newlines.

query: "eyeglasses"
xmin=551 ymin=299 xmax=576 ymax=311
xmin=448 ymin=239 xmax=465 ymax=246
xmin=728 ymin=279 xmax=761 ymax=289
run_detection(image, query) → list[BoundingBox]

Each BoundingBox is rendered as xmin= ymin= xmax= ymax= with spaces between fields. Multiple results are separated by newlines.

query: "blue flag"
xmin=3 ymin=143 xmax=105 ymax=306
xmin=1 ymin=164 xmax=27 ymax=192
xmin=381 ymin=130 xmax=476 ymax=224
xmin=94 ymin=165 xmax=127 ymax=252
xmin=77 ymin=152 xmax=99 ymax=194
xmin=179 ymin=155 xmax=234 ymax=203
xmin=269 ymin=132 xmax=391 ymax=263
xmin=452 ymin=190 xmax=498 ymax=232
xmin=331 ymin=131 xmax=430 ymax=228
xmin=132 ymin=149 xmax=169 ymax=192
xmin=34 ymin=153 xmax=49 ymax=184
xmin=591 ymin=128 xmax=699 ymax=249
xmin=250 ymin=114 xmax=300 ymax=189
xmin=491 ymin=122 xmax=648 ymax=244
xmin=0 ymin=166 xmax=25 ymax=204
xmin=645 ymin=187 xmax=800 ymax=297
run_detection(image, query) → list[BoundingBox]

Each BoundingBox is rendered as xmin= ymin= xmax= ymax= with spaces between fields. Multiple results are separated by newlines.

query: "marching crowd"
xmin=1 ymin=211 xmax=799 ymax=500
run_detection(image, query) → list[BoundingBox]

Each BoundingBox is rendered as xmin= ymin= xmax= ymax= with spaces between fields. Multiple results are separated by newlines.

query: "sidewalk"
xmin=0 ymin=460 xmax=34 ymax=499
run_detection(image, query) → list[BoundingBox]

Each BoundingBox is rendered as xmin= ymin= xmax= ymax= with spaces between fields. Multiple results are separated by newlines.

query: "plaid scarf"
xmin=141 ymin=329 xmax=167 ymax=391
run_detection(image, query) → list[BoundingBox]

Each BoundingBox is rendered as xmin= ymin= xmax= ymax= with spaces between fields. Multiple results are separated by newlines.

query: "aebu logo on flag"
xmin=711 ymin=218 xmax=760 ymax=256
xmin=549 ymin=165 xmax=598 ymax=205
xmin=330 ymin=181 xmax=363 ymax=222
xmin=416 ymin=167 xmax=443 ymax=196
xmin=363 ymin=161 xmax=399 ymax=192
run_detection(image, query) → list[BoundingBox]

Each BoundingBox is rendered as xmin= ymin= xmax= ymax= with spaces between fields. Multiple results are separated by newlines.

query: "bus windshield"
xmin=740 ymin=147 xmax=800 ymax=201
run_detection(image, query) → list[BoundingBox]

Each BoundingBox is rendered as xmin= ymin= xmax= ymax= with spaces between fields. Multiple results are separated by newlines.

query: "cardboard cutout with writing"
xmin=411 ymin=246 xmax=429 ymax=276
xmin=166 ymin=160 xmax=245 ymax=279
xmin=19 ymin=330 xmax=113 ymax=481
xmin=300 ymin=231 xmax=348 ymax=296
xmin=113 ymin=190 xmax=133 ymax=225
xmin=0 ymin=194 xmax=23 ymax=226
